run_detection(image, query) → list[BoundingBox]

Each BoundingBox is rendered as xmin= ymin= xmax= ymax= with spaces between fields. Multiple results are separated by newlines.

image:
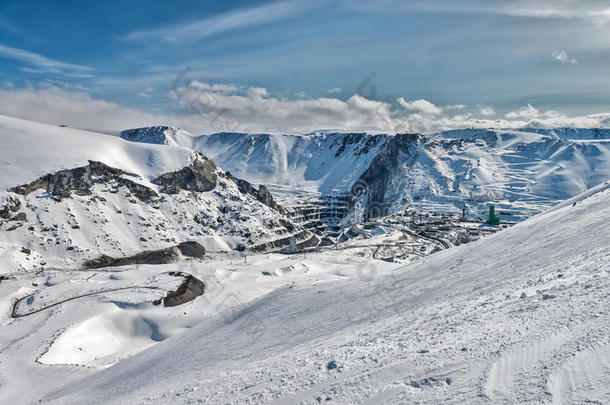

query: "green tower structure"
xmin=488 ymin=205 xmax=500 ymax=225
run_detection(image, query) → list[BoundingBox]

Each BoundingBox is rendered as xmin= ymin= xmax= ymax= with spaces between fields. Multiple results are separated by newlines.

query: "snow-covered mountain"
xmin=119 ymin=128 xmax=393 ymax=236
xmin=113 ymin=126 xmax=610 ymax=229
xmin=2 ymin=116 xmax=610 ymax=404
xmin=346 ymin=129 xmax=610 ymax=222
xmin=192 ymin=131 xmax=389 ymax=195
xmin=0 ymin=116 xmax=313 ymax=272
xmin=30 ymin=169 xmax=610 ymax=405
xmin=158 ymin=127 xmax=610 ymax=223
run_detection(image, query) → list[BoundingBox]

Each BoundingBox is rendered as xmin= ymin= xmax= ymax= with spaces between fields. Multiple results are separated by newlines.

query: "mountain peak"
xmin=120 ymin=125 xmax=193 ymax=147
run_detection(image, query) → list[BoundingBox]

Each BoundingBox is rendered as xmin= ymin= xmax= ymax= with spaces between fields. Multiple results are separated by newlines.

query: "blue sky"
xmin=1 ymin=0 xmax=610 ymax=133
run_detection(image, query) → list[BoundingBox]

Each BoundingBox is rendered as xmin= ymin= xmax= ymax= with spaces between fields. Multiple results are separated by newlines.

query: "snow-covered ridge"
xmin=0 ymin=115 xmax=192 ymax=195
xmin=111 ymin=124 xmax=610 ymax=224
xmin=437 ymin=127 xmax=610 ymax=141
xmin=178 ymin=128 xmax=610 ymax=223
xmin=0 ymin=115 xmax=312 ymax=272
xmin=192 ymin=131 xmax=390 ymax=194
xmin=119 ymin=126 xmax=195 ymax=147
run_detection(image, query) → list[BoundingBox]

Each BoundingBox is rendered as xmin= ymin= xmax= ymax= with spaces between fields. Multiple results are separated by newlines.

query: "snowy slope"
xmin=39 ymin=178 xmax=610 ymax=404
xmin=192 ymin=132 xmax=390 ymax=196
xmin=0 ymin=116 xmax=192 ymax=194
xmin=0 ymin=115 xmax=308 ymax=272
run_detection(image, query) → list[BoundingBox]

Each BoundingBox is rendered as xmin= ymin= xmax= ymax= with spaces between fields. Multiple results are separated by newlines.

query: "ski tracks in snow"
xmin=483 ymin=320 xmax=610 ymax=404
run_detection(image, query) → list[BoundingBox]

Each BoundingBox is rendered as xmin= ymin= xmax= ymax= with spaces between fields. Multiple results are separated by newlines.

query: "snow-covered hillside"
xmin=19 ymin=176 xmax=607 ymax=404
xmin=0 ymin=115 xmax=310 ymax=272
xmin=192 ymin=132 xmax=389 ymax=195
xmin=169 ymin=128 xmax=610 ymax=223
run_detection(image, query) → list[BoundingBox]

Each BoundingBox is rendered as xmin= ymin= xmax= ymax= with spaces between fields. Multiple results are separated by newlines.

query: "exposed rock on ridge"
xmin=9 ymin=160 xmax=158 ymax=202
xmin=225 ymin=172 xmax=284 ymax=213
xmin=152 ymin=154 xmax=217 ymax=193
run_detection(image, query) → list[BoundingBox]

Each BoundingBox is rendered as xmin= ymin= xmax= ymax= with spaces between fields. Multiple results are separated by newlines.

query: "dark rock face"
xmin=8 ymin=156 xmax=218 ymax=202
xmin=83 ymin=241 xmax=206 ymax=269
xmin=330 ymin=132 xmax=387 ymax=158
xmin=9 ymin=160 xmax=158 ymax=202
xmin=10 ymin=212 xmax=27 ymax=222
xmin=152 ymin=154 xmax=217 ymax=193
xmin=349 ymin=133 xmax=421 ymax=219
xmin=84 ymin=246 xmax=181 ymax=269
xmin=257 ymin=185 xmax=278 ymax=209
xmin=176 ymin=241 xmax=206 ymax=258
xmin=250 ymin=229 xmax=318 ymax=252
xmin=162 ymin=273 xmax=205 ymax=307
xmin=226 ymin=172 xmax=283 ymax=212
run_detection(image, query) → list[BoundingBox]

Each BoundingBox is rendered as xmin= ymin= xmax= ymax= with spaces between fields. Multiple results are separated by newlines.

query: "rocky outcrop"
xmin=84 ymin=246 xmax=181 ymax=269
xmin=176 ymin=241 xmax=206 ymax=258
xmin=161 ymin=273 xmax=205 ymax=307
xmin=225 ymin=172 xmax=283 ymax=213
xmin=9 ymin=161 xmax=158 ymax=202
xmin=152 ymin=154 xmax=217 ymax=193
xmin=0 ymin=194 xmax=22 ymax=220
xmin=8 ymin=155 xmax=218 ymax=201
xmin=84 ymin=241 xmax=206 ymax=269
xmin=257 ymin=185 xmax=279 ymax=210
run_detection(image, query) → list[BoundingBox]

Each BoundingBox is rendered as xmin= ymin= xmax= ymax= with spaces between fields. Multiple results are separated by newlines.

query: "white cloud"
xmin=126 ymin=1 xmax=317 ymax=43
xmin=184 ymin=82 xmax=242 ymax=94
xmin=247 ymin=86 xmax=268 ymax=98
xmin=552 ymin=50 xmax=578 ymax=64
xmin=0 ymin=43 xmax=93 ymax=77
xmin=0 ymin=85 xmax=161 ymax=130
xmin=327 ymin=87 xmax=342 ymax=94
xmin=444 ymin=104 xmax=467 ymax=110
xmin=396 ymin=98 xmax=443 ymax=115
xmin=137 ymin=92 xmax=152 ymax=98
xmin=173 ymin=80 xmax=396 ymax=132
xmin=505 ymin=104 xmax=540 ymax=119
xmin=478 ymin=105 xmax=496 ymax=116
xmin=1 ymin=83 xmax=609 ymax=134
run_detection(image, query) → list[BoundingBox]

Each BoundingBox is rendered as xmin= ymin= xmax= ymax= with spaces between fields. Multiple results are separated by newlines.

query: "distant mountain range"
xmin=2 ymin=115 xmax=609 ymax=272
xmin=121 ymin=125 xmax=610 ymax=223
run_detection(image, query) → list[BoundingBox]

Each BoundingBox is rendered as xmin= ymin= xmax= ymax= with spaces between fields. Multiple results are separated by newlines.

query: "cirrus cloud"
xmin=0 ymin=44 xmax=93 ymax=78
